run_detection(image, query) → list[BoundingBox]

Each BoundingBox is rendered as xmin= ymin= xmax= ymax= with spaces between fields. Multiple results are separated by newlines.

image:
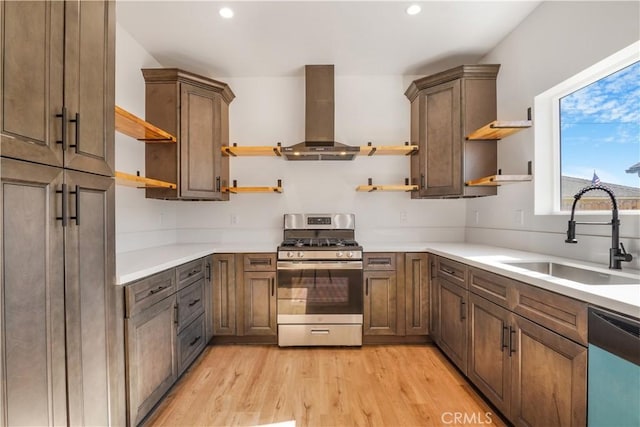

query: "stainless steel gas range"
xmin=276 ymin=213 xmax=363 ymax=347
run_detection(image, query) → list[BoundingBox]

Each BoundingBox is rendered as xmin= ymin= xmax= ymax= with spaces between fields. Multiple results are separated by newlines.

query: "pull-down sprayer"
xmin=565 ymin=184 xmax=633 ymax=269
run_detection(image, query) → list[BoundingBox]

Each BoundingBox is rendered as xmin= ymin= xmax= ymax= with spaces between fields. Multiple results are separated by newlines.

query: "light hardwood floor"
xmin=145 ymin=344 xmax=506 ymax=427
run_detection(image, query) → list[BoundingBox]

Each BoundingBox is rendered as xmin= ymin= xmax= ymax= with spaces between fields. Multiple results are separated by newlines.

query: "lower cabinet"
xmin=212 ymin=253 xmax=277 ymax=342
xmin=124 ymin=258 xmax=209 ymax=426
xmin=363 ymin=252 xmax=429 ymax=342
xmin=431 ymin=254 xmax=588 ymax=427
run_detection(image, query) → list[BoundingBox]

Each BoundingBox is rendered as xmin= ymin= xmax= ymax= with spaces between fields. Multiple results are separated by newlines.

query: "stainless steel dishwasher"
xmin=588 ymin=307 xmax=640 ymax=427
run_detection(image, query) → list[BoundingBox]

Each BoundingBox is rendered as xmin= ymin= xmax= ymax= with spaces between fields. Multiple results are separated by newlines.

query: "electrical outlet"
xmin=230 ymin=214 xmax=238 ymax=225
xmin=514 ymin=209 xmax=524 ymax=226
xmin=474 ymin=210 xmax=480 ymax=225
xmin=400 ymin=211 xmax=408 ymax=224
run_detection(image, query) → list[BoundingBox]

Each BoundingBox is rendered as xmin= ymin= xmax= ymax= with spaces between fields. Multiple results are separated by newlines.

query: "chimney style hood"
xmin=282 ymin=65 xmax=360 ymax=160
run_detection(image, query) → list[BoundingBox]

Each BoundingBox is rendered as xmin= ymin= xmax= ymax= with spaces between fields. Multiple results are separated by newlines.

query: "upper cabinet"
xmin=405 ymin=65 xmax=499 ymax=198
xmin=0 ymin=1 xmax=115 ymax=177
xmin=142 ymin=68 xmax=235 ymax=200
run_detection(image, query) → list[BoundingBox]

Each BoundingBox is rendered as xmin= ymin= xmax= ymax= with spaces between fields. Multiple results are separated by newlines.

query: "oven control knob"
xmin=287 ymin=251 xmax=294 ymax=258
xmin=297 ymin=251 xmax=304 ymax=258
xmin=347 ymin=251 xmax=354 ymax=258
xmin=336 ymin=251 xmax=344 ymax=258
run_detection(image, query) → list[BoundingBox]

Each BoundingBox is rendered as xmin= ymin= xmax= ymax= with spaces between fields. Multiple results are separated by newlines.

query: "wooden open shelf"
xmin=115 ymin=106 xmax=176 ymax=143
xmin=356 ymin=184 xmax=418 ymax=192
xmin=115 ymin=171 xmax=176 ymax=189
xmin=359 ymin=143 xmax=418 ymax=156
xmin=465 ymin=174 xmax=532 ymax=187
xmin=466 ymin=120 xmax=532 ymax=140
xmin=223 ymin=179 xmax=283 ymax=194
xmin=222 ymin=144 xmax=282 ymax=157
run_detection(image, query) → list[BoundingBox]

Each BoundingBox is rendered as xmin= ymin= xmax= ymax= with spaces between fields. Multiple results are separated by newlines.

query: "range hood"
xmin=282 ymin=65 xmax=360 ymax=161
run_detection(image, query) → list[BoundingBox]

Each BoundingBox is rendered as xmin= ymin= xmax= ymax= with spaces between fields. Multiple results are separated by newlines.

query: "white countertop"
xmin=116 ymin=242 xmax=640 ymax=318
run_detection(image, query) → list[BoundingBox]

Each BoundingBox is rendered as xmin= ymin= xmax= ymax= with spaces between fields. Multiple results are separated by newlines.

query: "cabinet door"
xmin=363 ymin=271 xmax=397 ymax=335
xmin=429 ymin=257 xmax=440 ymax=343
xmin=212 ymin=254 xmax=236 ymax=335
xmin=0 ymin=1 xmax=64 ymax=167
xmin=179 ymin=83 xmax=225 ymax=200
xmin=438 ymin=277 xmax=468 ymax=374
xmin=63 ymin=170 xmax=121 ymax=426
xmin=416 ymin=79 xmax=462 ymax=197
xmin=63 ymin=0 xmax=115 ymax=176
xmin=125 ymin=295 xmax=177 ymax=427
xmin=510 ymin=314 xmax=587 ymax=427
xmin=243 ymin=271 xmax=277 ymax=336
xmin=0 ymin=158 xmax=67 ymax=426
xmin=204 ymin=256 xmax=214 ymax=343
xmin=405 ymin=253 xmax=429 ymax=335
xmin=468 ymin=293 xmax=512 ymax=418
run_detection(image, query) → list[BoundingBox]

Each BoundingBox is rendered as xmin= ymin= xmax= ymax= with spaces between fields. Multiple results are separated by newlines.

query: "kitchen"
xmin=1 ymin=1 xmax=639 ymax=426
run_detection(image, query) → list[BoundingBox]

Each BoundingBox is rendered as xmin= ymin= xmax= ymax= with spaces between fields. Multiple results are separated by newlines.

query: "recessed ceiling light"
xmin=406 ymin=4 xmax=421 ymax=15
xmin=219 ymin=7 xmax=234 ymax=19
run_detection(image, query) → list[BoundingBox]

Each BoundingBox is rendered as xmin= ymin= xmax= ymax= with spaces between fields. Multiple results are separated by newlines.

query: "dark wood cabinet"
xmin=0 ymin=0 xmax=114 ymax=176
xmin=142 ymin=68 xmax=234 ymax=200
xmin=406 ymin=65 xmax=499 ymax=198
xmin=364 ymin=270 xmax=398 ymax=336
xmin=428 ymin=257 xmax=440 ymax=343
xmin=1 ymin=158 xmax=121 ymax=426
xmin=468 ymin=293 xmax=512 ymax=417
xmin=438 ymin=277 xmax=468 ymax=374
xmin=212 ymin=253 xmax=277 ymax=342
xmin=404 ymin=253 xmax=429 ymax=335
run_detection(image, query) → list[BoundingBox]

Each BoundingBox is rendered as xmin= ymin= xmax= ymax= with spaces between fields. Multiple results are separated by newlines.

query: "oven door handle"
xmin=277 ymin=261 xmax=363 ymax=270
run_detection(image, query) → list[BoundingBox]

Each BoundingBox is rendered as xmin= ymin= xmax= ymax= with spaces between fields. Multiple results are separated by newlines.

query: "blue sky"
xmin=560 ymin=61 xmax=640 ymax=188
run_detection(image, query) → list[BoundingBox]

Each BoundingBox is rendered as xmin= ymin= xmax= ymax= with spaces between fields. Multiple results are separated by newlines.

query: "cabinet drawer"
xmin=177 ymin=279 xmax=205 ymax=332
xmin=436 ymin=256 xmax=467 ymax=287
xmin=513 ymin=281 xmax=588 ymax=345
xmin=125 ymin=269 xmax=176 ymax=318
xmin=176 ymin=258 xmax=205 ymax=289
xmin=177 ymin=314 xmax=206 ymax=375
xmin=469 ymin=267 xmax=511 ymax=309
xmin=243 ymin=253 xmax=276 ymax=271
xmin=364 ymin=253 xmax=396 ymax=271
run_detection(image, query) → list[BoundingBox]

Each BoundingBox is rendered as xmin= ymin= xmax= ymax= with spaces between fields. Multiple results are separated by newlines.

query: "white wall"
xmin=469 ymin=1 xmax=640 ymax=268
xmin=115 ymin=24 xmax=180 ymax=253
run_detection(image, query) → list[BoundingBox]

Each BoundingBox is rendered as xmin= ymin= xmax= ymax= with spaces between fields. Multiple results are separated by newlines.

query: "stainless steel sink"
xmin=503 ymin=261 xmax=640 ymax=285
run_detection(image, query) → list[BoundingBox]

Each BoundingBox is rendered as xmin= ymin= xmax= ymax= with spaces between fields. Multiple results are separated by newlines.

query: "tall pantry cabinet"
xmin=0 ymin=2 xmax=123 ymax=426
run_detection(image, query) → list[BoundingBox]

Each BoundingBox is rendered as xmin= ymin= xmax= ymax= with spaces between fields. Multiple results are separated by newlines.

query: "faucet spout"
xmin=564 ymin=184 xmax=633 ymax=270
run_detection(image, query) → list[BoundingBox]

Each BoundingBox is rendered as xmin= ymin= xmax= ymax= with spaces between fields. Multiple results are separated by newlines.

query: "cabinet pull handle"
xmin=460 ymin=300 xmax=466 ymax=320
xmin=56 ymin=107 xmax=68 ymax=151
xmin=368 ymin=258 xmax=391 ymax=266
xmin=501 ymin=322 xmax=509 ymax=352
xmin=189 ymin=336 xmax=201 ymax=347
xmin=69 ymin=112 xmax=79 ymax=152
xmin=148 ymin=285 xmax=168 ymax=295
xmin=509 ymin=326 xmax=516 ymax=355
xmin=206 ymin=263 xmax=211 ymax=280
xmin=441 ymin=267 xmax=455 ymax=276
xmin=250 ymin=258 xmax=272 ymax=266
xmin=271 ymin=278 xmax=275 ymax=296
xmin=69 ymin=185 xmax=79 ymax=225
xmin=188 ymin=298 xmax=200 ymax=307
xmin=366 ymin=278 xmax=369 ymax=296
xmin=420 ymin=173 xmax=425 ymax=189
xmin=430 ymin=262 xmax=436 ymax=279
xmin=174 ymin=303 xmax=179 ymax=325
xmin=56 ymin=184 xmax=68 ymax=227
xmin=215 ymin=176 xmax=221 ymax=192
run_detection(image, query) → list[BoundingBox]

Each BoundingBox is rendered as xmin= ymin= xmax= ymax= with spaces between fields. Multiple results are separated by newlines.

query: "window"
xmin=534 ymin=41 xmax=640 ymax=214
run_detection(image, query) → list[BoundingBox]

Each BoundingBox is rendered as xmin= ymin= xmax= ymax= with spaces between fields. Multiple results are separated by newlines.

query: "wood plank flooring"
xmin=144 ymin=344 xmax=506 ymax=427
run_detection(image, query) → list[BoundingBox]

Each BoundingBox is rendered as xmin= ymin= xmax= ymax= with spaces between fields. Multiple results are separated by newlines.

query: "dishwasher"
xmin=588 ymin=307 xmax=640 ymax=427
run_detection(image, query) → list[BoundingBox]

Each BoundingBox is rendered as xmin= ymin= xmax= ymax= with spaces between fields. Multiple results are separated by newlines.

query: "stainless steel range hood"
xmin=282 ymin=65 xmax=360 ymax=161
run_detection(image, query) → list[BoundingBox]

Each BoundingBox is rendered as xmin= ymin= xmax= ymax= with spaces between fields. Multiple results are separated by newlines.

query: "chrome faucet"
xmin=565 ymin=184 xmax=633 ymax=269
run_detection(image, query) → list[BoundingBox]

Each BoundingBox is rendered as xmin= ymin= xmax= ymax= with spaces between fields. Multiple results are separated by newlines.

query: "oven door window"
xmin=277 ymin=267 xmax=363 ymax=315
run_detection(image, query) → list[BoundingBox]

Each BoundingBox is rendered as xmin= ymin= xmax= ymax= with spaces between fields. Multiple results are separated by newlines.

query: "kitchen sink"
xmin=503 ymin=261 xmax=640 ymax=285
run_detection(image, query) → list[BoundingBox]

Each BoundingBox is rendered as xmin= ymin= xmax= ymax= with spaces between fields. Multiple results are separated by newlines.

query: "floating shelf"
xmin=466 ymin=120 xmax=532 ymax=140
xmin=356 ymin=178 xmax=417 ymax=192
xmin=222 ymin=179 xmax=283 ymax=194
xmin=115 ymin=171 xmax=176 ymax=189
xmin=115 ymin=106 xmax=176 ymax=143
xmin=222 ymin=144 xmax=282 ymax=157
xmin=465 ymin=174 xmax=532 ymax=187
xmin=359 ymin=143 xmax=418 ymax=156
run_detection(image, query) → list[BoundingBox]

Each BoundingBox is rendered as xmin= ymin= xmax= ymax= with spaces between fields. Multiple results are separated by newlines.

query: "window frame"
xmin=534 ymin=40 xmax=640 ymax=216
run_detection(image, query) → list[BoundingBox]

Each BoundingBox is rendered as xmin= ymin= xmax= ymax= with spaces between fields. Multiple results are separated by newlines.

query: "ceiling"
xmin=116 ymin=1 xmax=541 ymax=78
